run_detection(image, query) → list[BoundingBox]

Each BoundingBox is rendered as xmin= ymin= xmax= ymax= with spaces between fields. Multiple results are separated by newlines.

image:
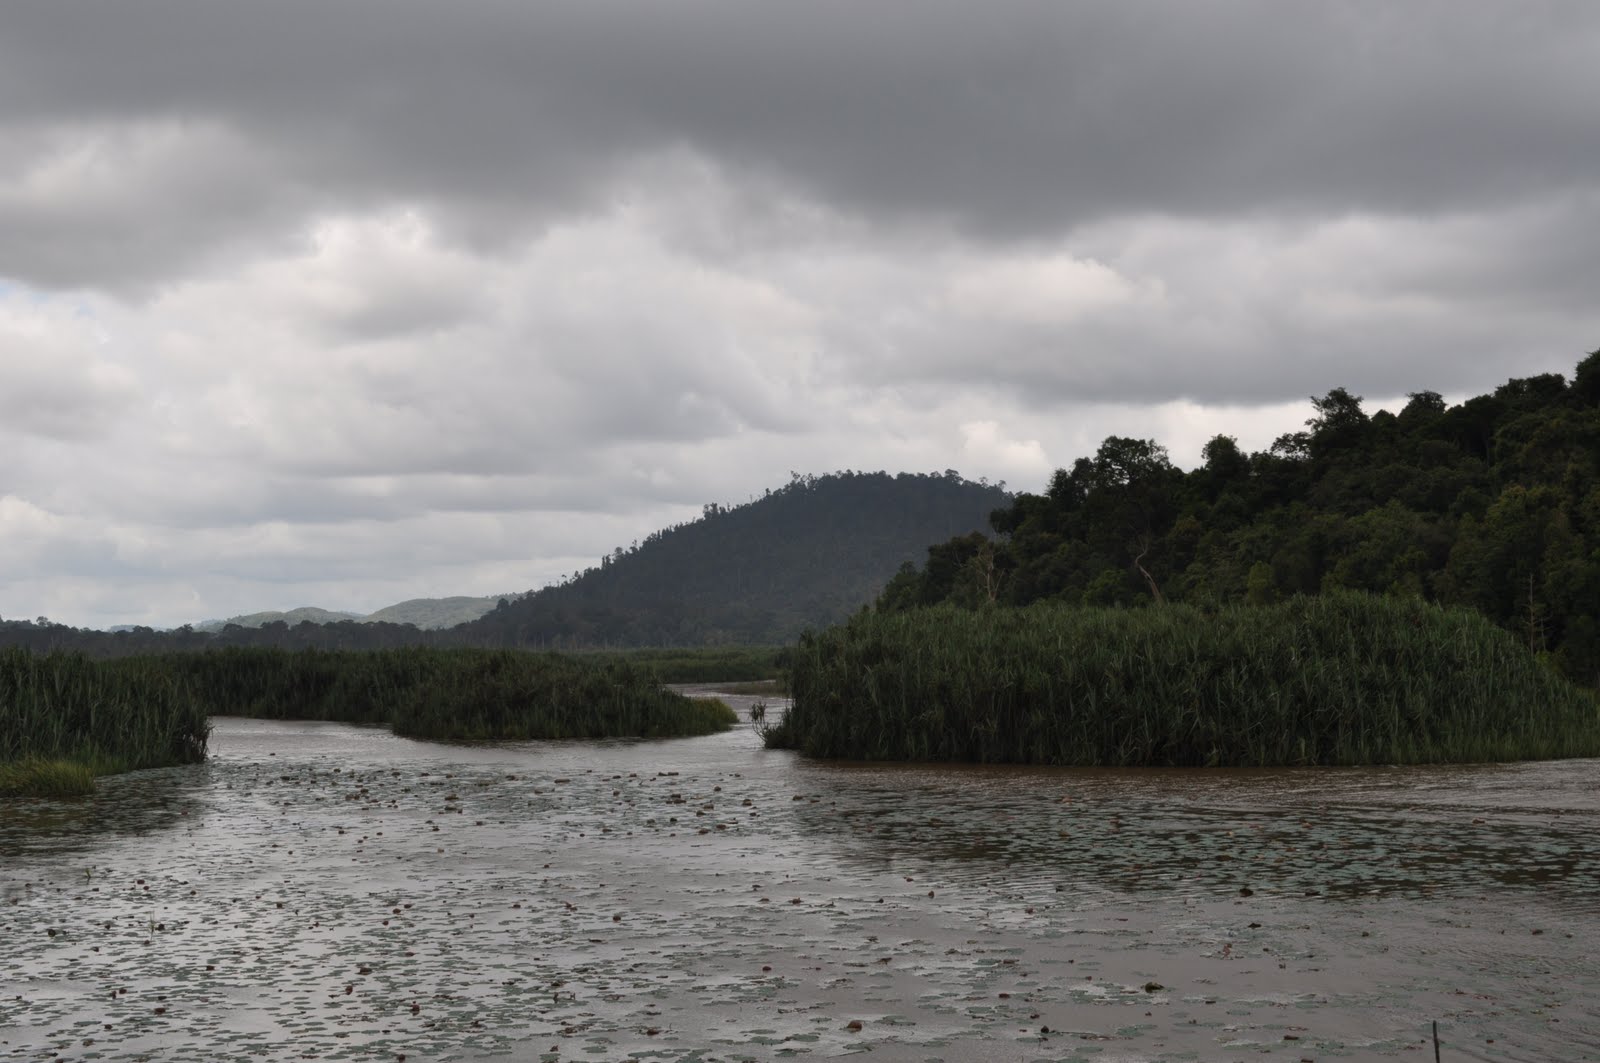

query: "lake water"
xmin=4 ymin=692 xmax=1598 ymax=1061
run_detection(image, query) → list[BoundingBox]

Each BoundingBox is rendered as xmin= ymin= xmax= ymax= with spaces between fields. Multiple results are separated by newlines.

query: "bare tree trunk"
xmin=981 ymin=543 xmax=1001 ymax=604
xmin=1133 ymin=536 xmax=1165 ymax=605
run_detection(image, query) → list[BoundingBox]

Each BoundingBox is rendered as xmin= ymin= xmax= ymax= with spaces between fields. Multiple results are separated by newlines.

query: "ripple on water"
xmin=2 ymin=713 xmax=1598 ymax=1062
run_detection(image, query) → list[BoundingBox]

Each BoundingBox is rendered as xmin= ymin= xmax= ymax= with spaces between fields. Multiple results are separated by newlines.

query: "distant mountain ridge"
xmin=4 ymin=469 xmax=1009 ymax=654
xmin=195 ymin=607 xmax=362 ymax=631
xmin=364 ymin=596 xmax=520 ymax=628
xmin=195 ymin=595 xmax=515 ymax=632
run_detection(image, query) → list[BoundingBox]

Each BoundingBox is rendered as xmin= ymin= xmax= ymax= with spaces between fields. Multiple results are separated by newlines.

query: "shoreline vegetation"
xmin=571 ymin=647 xmax=786 ymax=685
xmin=164 ymin=647 xmax=740 ymax=742
xmin=1 ymin=647 xmax=740 ymax=797
xmin=880 ymin=351 xmax=1600 ymax=693
xmin=764 ymin=593 xmax=1600 ymax=766
xmin=10 ymin=591 xmax=1600 ymax=794
xmin=1 ymin=649 xmax=209 ymax=797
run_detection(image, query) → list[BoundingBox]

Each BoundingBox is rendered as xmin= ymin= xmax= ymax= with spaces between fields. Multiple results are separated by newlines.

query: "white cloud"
xmin=946 ymin=253 xmax=1149 ymax=326
xmin=0 ymin=294 xmax=139 ymax=442
xmin=958 ymin=421 xmax=1050 ymax=484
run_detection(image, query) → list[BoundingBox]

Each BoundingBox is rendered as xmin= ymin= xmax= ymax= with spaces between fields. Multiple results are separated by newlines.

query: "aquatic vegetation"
xmin=0 ymin=648 xmax=209 ymax=785
xmin=379 ymin=654 xmax=740 ymax=740
xmin=768 ymin=592 xmax=1600 ymax=765
xmin=160 ymin=647 xmax=740 ymax=740
xmin=2 ymin=648 xmax=735 ymax=793
xmin=689 ymin=696 xmax=742 ymax=726
xmin=0 ymin=758 xmax=98 ymax=797
xmin=576 ymin=646 xmax=788 ymax=684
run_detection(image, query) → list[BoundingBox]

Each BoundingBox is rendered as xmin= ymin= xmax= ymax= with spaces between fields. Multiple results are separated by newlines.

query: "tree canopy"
xmin=884 ymin=347 xmax=1600 ymax=689
xmin=459 ymin=470 xmax=1011 ymax=647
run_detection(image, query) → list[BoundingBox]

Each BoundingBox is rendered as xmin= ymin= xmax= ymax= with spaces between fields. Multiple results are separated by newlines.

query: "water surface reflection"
xmin=786 ymin=759 xmax=1600 ymax=910
xmin=2 ymin=708 xmax=1596 ymax=1062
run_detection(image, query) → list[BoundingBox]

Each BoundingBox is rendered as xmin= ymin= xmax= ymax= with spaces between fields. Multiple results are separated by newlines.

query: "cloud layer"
xmin=1 ymin=2 xmax=1596 ymax=627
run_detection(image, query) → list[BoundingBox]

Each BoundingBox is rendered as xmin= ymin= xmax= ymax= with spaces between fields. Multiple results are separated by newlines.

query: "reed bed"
xmin=161 ymin=647 xmax=738 ymax=741
xmin=767 ymin=593 xmax=1600 ymax=766
xmin=577 ymin=646 xmax=787 ymax=684
xmin=380 ymin=652 xmax=739 ymax=740
xmin=0 ymin=648 xmax=210 ymax=795
xmin=3 ymin=648 xmax=734 ymax=796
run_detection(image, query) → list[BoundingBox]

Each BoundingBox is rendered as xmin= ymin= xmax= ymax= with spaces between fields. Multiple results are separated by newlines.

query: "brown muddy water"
xmin=3 ymin=691 xmax=1598 ymax=1062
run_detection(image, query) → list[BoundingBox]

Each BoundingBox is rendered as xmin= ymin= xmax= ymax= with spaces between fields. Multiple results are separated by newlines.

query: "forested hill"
xmin=883 ymin=348 xmax=1600 ymax=688
xmin=461 ymin=471 xmax=1012 ymax=646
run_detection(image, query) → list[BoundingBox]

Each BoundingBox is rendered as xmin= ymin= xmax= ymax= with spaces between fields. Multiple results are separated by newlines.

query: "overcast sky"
xmin=3 ymin=1 xmax=1597 ymax=629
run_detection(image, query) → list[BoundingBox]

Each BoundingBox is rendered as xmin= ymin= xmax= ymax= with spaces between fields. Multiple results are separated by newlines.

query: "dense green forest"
xmin=883 ymin=349 xmax=1600 ymax=688
xmin=0 ymin=471 xmax=1009 ymax=656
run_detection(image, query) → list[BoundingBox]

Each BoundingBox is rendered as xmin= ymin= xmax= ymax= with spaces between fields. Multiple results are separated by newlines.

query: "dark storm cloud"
xmin=3 ymin=1 xmax=1597 ymax=288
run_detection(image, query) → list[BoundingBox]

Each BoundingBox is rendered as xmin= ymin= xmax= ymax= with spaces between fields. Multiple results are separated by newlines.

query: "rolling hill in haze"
xmin=195 ymin=596 xmax=516 ymax=632
xmin=362 ymin=596 xmax=520 ymax=629
xmin=4 ymin=470 xmax=1011 ymax=654
xmin=194 ymin=607 xmax=363 ymax=632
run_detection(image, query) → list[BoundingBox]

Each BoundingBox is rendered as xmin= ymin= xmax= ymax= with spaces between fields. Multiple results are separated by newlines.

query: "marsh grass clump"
xmin=0 ymin=759 xmax=99 ymax=798
xmin=767 ymin=593 xmax=1600 ymax=766
xmin=1 ymin=649 xmax=209 ymax=795
xmin=686 ymin=697 xmax=742 ymax=732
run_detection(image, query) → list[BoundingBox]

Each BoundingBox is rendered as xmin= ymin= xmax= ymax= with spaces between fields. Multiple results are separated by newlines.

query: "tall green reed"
xmin=767 ymin=593 xmax=1600 ymax=766
xmin=3 ymin=646 xmax=734 ymax=796
xmin=1 ymin=648 xmax=209 ymax=779
xmin=160 ymin=647 xmax=737 ymax=740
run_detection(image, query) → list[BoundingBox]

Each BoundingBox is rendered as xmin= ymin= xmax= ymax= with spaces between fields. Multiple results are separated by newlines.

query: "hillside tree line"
xmin=883 ymin=349 xmax=1600 ymax=688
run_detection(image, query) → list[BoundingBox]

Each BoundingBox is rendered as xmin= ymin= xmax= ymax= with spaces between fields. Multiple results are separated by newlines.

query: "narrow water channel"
xmin=4 ymin=694 xmax=1597 ymax=1061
